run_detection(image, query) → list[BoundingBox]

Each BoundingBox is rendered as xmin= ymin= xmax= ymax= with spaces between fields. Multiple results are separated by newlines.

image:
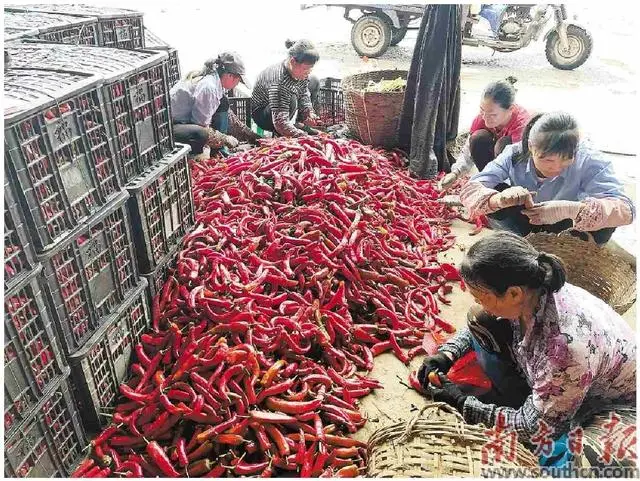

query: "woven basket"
xmin=526 ymin=231 xmax=636 ymax=314
xmin=367 ymin=403 xmax=539 ymax=477
xmin=341 ymin=70 xmax=407 ymax=148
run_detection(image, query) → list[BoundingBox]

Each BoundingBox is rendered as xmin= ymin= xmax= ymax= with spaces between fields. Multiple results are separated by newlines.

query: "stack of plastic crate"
xmin=7 ymin=41 xmax=175 ymax=184
xmin=144 ymin=27 xmax=181 ymax=88
xmin=3 ymin=66 xmax=147 ymax=470
xmin=3 ymin=9 xmax=100 ymax=45
xmin=5 ymin=4 xmax=145 ymax=49
xmin=6 ymin=42 xmax=196 ymax=435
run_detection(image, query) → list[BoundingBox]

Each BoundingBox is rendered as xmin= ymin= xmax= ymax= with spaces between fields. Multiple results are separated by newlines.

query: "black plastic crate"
xmin=4 ymin=265 xmax=67 ymax=438
xmin=4 ymin=68 xmax=122 ymax=252
xmin=318 ymin=84 xmax=346 ymax=126
xmin=229 ymin=96 xmax=252 ymax=127
xmin=38 ymin=192 xmax=139 ymax=355
xmin=3 ymin=10 xmax=100 ymax=46
xmin=322 ymin=77 xmax=342 ymax=89
xmin=6 ymin=4 xmax=144 ymax=49
xmin=4 ymin=375 xmax=86 ymax=478
xmin=6 ymin=42 xmax=174 ymax=185
xmin=4 ymin=169 xmax=37 ymax=291
xmin=127 ymin=144 xmax=194 ymax=273
xmin=68 ymin=279 xmax=149 ymax=432
xmin=141 ymin=242 xmax=179 ymax=302
xmin=144 ymin=28 xmax=181 ymax=88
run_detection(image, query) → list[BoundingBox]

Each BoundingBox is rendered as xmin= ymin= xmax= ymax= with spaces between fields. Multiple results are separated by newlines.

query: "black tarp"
xmin=397 ymin=4 xmax=464 ymax=179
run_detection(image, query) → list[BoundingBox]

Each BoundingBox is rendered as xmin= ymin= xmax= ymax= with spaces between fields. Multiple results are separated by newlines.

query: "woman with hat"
xmin=170 ymin=52 xmax=252 ymax=157
xmin=251 ymin=39 xmax=321 ymax=137
xmin=418 ymin=231 xmax=636 ymax=471
xmin=459 ymin=111 xmax=634 ymax=244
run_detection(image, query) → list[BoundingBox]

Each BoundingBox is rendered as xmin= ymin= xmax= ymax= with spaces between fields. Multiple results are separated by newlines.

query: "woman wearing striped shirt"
xmin=251 ymin=39 xmax=321 ymax=137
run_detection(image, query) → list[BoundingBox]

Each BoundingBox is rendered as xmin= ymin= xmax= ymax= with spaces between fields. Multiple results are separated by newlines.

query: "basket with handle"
xmin=525 ymin=231 xmax=636 ymax=315
xmin=367 ymin=402 xmax=539 ymax=477
xmin=341 ymin=70 xmax=407 ymax=148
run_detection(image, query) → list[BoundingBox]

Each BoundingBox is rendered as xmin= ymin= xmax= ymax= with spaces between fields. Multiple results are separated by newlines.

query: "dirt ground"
xmin=349 ymin=218 xmax=636 ymax=447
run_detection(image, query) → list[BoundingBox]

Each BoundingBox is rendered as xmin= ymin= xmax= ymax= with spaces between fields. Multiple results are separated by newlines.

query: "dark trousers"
xmin=252 ymin=76 xmax=320 ymax=134
xmin=469 ymin=129 xmax=512 ymax=172
xmin=489 ymin=183 xmax=616 ymax=245
xmin=464 ymin=307 xmax=531 ymax=408
xmin=173 ymin=97 xmax=229 ymax=155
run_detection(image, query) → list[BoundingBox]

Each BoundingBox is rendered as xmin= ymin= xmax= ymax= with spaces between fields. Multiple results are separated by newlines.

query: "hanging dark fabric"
xmin=398 ymin=4 xmax=463 ymax=179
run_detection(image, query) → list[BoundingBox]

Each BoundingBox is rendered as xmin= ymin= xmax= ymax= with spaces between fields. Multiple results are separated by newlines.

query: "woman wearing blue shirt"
xmin=170 ymin=52 xmax=250 ymax=157
xmin=460 ymin=112 xmax=634 ymax=244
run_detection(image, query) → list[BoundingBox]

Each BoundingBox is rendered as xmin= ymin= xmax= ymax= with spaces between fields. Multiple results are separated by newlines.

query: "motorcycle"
xmin=463 ymin=4 xmax=593 ymax=70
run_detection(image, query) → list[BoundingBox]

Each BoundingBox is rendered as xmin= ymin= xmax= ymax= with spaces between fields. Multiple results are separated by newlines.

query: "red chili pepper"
xmin=265 ymin=396 xmax=322 ymax=414
xmin=196 ymin=414 xmax=238 ymax=443
xmin=146 ymin=441 xmax=179 ymax=477
xmin=71 ymin=458 xmax=95 ymax=477
xmin=187 ymin=441 xmax=213 ymax=462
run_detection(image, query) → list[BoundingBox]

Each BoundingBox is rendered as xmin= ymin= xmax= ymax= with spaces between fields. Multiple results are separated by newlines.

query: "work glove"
xmin=489 ymin=186 xmax=536 ymax=211
xmin=223 ymin=135 xmax=239 ymax=149
xmin=438 ymin=172 xmax=458 ymax=191
xmin=417 ymin=352 xmax=454 ymax=389
xmin=522 ymin=200 xmax=583 ymax=225
xmin=428 ymin=374 xmax=468 ymax=414
xmin=207 ymin=129 xmax=239 ymax=149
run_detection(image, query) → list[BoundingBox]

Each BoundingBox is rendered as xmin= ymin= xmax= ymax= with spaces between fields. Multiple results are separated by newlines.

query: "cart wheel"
xmin=390 ymin=26 xmax=408 ymax=46
xmin=351 ymin=14 xmax=392 ymax=58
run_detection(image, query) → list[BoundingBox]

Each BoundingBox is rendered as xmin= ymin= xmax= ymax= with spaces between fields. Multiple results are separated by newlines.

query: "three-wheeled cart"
xmin=301 ymin=4 xmax=424 ymax=58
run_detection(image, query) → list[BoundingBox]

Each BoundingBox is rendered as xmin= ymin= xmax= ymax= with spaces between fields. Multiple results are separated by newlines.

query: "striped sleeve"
xmin=268 ymin=83 xmax=304 ymax=137
xmin=298 ymin=80 xmax=313 ymax=120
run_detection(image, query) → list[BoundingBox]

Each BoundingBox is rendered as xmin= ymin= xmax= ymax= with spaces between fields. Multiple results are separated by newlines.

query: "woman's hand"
xmin=417 ymin=352 xmax=454 ymax=389
xmin=439 ymin=173 xmax=458 ymax=191
xmin=305 ymin=112 xmax=321 ymax=127
xmin=522 ymin=200 xmax=582 ymax=225
xmin=223 ymin=135 xmax=239 ymax=149
xmin=489 ymin=186 xmax=536 ymax=210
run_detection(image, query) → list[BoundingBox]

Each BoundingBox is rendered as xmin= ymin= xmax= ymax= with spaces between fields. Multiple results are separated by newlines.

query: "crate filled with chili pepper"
xmin=4 ymin=264 xmax=67 ymax=438
xmin=38 ymin=192 xmax=140 ymax=355
xmin=6 ymin=41 xmax=174 ymax=186
xmin=317 ymin=77 xmax=346 ymax=126
xmin=144 ymin=27 xmax=181 ymax=88
xmin=126 ymin=144 xmax=194 ymax=274
xmin=4 ymin=68 xmax=122 ymax=252
xmin=3 ymin=10 xmax=100 ymax=46
xmin=68 ymin=279 xmax=150 ymax=433
xmin=4 ymin=168 xmax=37 ymax=291
xmin=4 ymin=375 xmax=87 ymax=478
xmin=6 ymin=4 xmax=145 ymax=49
xmin=229 ymin=96 xmax=252 ymax=127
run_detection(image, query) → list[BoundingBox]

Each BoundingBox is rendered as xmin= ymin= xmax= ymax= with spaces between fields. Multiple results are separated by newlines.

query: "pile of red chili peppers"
xmin=73 ymin=136 xmax=463 ymax=478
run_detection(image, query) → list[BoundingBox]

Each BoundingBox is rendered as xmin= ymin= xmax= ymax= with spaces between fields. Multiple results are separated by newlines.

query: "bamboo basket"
xmin=367 ymin=402 xmax=539 ymax=477
xmin=341 ymin=70 xmax=407 ymax=148
xmin=526 ymin=231 xmax=636 ymax=314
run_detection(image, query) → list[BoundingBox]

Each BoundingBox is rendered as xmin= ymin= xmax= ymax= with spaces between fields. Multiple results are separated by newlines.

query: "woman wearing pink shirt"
xmin=441 ymin=77 xmax=530 ymax=190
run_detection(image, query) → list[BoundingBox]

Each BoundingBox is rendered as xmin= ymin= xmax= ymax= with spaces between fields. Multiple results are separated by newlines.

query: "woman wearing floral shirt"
xmin=418 ymin=232 xmax=636 ymax=467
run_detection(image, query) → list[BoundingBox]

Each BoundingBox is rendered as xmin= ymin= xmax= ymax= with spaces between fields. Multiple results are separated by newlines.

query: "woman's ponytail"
xmin=536 ymin=252 xmax=567 ymax=293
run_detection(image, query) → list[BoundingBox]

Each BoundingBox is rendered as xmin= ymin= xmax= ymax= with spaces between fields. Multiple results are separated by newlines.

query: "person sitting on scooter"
xmin=459 ymin=111 xmax=634 ymax=245
xmin=418 ymin=231 xmax=636 ymax=471
xmin=170 ymin=52 xmax=248 ymax=158
xmin=441 ymin=77 xmax=530 ymax=190
xmin=251 ymin=39 xmax=321 ymax=137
